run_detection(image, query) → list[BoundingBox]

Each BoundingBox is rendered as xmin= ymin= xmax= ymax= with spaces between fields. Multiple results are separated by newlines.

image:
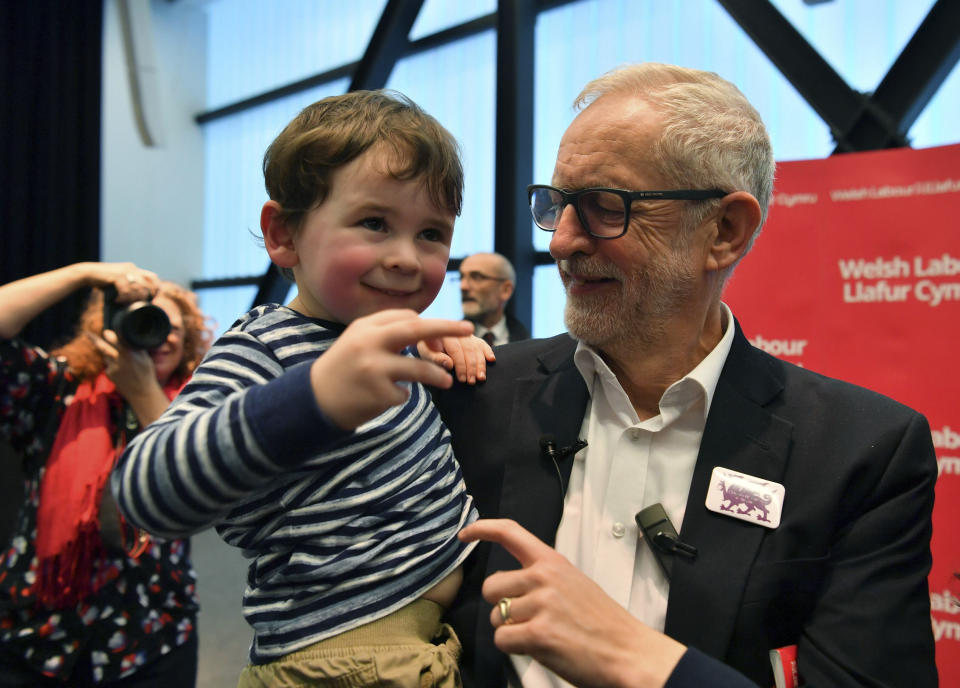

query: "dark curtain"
xmin=0 ymin=0 xmax=104 ymax=350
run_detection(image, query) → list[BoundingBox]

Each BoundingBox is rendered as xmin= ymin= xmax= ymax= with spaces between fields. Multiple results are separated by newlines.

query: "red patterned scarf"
xmin=34 ymin=372 xmax=183 ymax=608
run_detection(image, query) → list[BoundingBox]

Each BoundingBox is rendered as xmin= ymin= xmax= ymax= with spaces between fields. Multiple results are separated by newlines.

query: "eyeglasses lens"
xmin=530 ymin=187 xmax=627 ymax=238
xmin=530 ymin=188 xmax=563 ymax=230
xmin=579 ymin=191 xmax=627 ymax=237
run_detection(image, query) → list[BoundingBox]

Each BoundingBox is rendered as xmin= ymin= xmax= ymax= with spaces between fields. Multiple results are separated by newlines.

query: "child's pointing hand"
xmin=310 ymin=309 xmax=474 ymax=430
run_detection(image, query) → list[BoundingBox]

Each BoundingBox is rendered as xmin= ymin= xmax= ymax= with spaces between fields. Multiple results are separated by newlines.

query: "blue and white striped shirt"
xmin=112 ymin=304 xmax=477 ymax=662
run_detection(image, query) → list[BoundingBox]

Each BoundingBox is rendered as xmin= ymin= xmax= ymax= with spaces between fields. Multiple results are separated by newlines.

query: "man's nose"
xmin=549 ymin=203 xmax=594 ymax=260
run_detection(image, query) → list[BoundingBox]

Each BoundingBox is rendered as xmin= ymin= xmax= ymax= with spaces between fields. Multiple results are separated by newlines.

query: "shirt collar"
xmin=476 ymin=315 xmax=508 ymax=343
xmin=573 ymin=303 xmax=735 ymax=422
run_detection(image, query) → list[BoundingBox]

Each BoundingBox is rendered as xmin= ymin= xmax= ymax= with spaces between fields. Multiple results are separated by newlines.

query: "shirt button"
xmin=611 ymin=522 xmax=626 ymax=538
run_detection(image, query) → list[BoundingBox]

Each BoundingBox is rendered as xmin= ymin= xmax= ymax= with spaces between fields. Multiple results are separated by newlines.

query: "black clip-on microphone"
xmin=539 ymin=434 xmax=588 ymax=516
xmin=539 ymin=434 xmax=559 ymax=461
xmin=635 ymin=503 xmax=697 ymax=580
xmin=539 ymin=434 xmax=588 ymax=461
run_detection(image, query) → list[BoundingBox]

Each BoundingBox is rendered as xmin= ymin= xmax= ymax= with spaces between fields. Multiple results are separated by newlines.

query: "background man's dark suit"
xmin=434 ymin=322 xmax=937 ymax=688
xmin=504 ymin=313 xmax=530 ymax=343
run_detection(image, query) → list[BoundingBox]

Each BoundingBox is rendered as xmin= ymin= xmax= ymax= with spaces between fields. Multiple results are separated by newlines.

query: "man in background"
xmin=459 ymin=252 xmax=530 ymax=345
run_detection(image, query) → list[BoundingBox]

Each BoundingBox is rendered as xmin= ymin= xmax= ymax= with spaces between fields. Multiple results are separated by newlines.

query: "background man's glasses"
xmin=454 ymin=271 xmax=508 ymax=284
xmin=527 ymin=184 xmax=727 ymax=239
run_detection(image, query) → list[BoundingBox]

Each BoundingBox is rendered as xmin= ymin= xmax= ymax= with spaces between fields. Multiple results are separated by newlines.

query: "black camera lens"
xmin=113 ymin=303 xmax=171 ymax=349
xmin=102 ymin=286 xmax=172 ymax=350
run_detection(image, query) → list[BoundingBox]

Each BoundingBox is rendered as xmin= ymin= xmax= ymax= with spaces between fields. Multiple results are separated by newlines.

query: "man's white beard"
xmin=462 ymin=300 xmax=487 ymax=324
xmin=561 ymin=251 xmax=697 ymax=350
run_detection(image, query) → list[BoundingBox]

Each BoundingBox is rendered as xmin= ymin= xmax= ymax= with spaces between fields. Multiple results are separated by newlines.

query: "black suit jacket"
xmin=434 ymin=324 xmax=937 ymax=687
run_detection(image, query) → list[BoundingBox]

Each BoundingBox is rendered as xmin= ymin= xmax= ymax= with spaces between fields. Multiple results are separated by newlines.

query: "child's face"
xmin=286 ymin=147 xmax=455 ymax=324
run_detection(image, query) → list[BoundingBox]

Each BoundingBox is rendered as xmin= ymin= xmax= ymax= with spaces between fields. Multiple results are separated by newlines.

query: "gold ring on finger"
xmin=498 ymin=597 xmax=514 ymax=625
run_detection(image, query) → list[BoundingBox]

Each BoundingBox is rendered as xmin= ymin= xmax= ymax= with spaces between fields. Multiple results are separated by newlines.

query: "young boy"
xmin=112 ymin=90 xmax=491 ymax=687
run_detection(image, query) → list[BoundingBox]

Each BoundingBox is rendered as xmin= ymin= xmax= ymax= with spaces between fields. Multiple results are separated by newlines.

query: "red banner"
xmin=724 ymin=143 xmax=960 ymax=683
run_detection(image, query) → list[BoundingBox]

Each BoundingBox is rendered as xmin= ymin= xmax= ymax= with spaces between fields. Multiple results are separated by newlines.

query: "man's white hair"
xmin=575 ymin=63 xmax=775 ymax=254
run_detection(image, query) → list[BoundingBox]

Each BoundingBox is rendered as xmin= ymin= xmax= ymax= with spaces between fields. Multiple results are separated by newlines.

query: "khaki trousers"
xmin=237 ymin=599 xmax=461 ymax=688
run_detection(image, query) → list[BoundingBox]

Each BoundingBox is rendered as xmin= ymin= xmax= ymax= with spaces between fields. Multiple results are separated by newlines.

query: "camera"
xmin=102 ymin=285 xmax=171 ymax=349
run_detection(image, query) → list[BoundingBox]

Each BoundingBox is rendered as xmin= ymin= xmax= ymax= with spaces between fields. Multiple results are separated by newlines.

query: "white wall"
xmin=101 ymin=4 xmax=252 ymax=686
xmin=101 ymin=0 xmax=206 ymax=288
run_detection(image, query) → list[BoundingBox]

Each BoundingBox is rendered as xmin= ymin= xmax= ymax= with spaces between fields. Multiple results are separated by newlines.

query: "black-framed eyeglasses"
xmin=527 ymin=184 xmax=728 ymax=239
xmin=453 ymin=271 xmax=508 ymax=284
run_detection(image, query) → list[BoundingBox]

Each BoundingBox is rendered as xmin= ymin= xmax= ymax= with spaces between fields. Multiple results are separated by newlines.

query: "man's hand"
xmin=418 ymin=332 xmax=495 ymax=384
xmin=459 ymin=518 xmax=687 ymax=688
xmin=311 ymin=309 xmax=474 ymax=430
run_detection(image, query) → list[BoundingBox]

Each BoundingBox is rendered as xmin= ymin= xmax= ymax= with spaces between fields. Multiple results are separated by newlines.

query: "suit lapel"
xmin=665 ymin=325 xmax=793 ymax=658
xmin=489 ymin=337 xmax=587 ymax=567
xmin=472 ymin=337 xmax=587 ymax=686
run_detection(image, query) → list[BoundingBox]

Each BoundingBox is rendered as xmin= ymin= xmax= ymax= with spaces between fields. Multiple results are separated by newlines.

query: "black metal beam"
xmin=196 ymin=64 xmax=355 ymax=125
xmin=718 ymin=0 xmax=960 ymax=154
xmin=192 ymin=3 xmax=585 ymax=128
xmin=716 ymin=0 xmax=871 ymax=151
xmin=191 ymin=275 xmax=261 ymax=290
xmin=251 ymin=264 xmax=293 ymax=307
xmin=405 ymin=13 xmax=495 ymax=53
xmin=835 ymin=0 xmax=960 ymax=152
xmin=196 ymin=11 xmax=496 ymax=125
xmin=349 ymin=0 xmax=423 ymax=91
xmin=494 ymin=0 xmax=537 ymax=332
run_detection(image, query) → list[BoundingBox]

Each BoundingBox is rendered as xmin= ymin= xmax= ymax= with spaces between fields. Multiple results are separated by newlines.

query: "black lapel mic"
xmin=539 ymin=435 xmax=588 ymax=517
xmin=635 ymin=503 xmax=697 ymax=580
xmin=558 ymin=438 xmax=588 ymax=459
xmin=539 ymin=434 xmax=564 ymax=518
xmin=539 ymin=434 xmax=588 ymax=461
xmin=539 ymin=434 xmax=559 ymax=462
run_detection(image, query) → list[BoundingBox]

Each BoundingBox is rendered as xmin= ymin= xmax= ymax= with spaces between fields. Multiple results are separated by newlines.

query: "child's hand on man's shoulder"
xmin=417 ymin=334 xmax=495 ymax=385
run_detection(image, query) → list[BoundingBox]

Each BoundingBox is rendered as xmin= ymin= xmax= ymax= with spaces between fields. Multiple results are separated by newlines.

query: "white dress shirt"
xmin=475 ymin=316 xmax=510 ymax=346
xmin=513 ymin=304 xmax=735 ymax=687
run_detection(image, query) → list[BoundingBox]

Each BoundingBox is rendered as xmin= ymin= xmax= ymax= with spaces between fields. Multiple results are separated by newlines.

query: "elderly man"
xmin=435 ymin=63 xmax=937 ymax=688
xmin=460 ymin=252 xmax=530 ymax=345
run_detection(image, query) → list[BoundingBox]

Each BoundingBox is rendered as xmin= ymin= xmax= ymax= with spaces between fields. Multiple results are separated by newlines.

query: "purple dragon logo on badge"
xmin=717 ymin=479 xmax=773 ymax=523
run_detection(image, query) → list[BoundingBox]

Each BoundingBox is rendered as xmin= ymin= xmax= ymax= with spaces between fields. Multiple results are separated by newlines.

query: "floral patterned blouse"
xmin=0 ymin=338 xmax=199 ymax=684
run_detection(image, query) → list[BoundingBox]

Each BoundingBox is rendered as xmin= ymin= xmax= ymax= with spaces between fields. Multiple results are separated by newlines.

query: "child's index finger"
xmin=385 ymin=316 xmax=473 ymax=351
xmin=458 ymin=519 xmax=551 ymax=568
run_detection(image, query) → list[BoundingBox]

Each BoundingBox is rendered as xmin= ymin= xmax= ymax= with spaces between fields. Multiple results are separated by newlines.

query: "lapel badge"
xmin=705 ymin=466 xmax=784 ymax=529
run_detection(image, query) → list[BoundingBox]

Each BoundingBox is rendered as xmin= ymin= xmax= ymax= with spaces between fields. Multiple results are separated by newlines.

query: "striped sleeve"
xmin=111 ymin=312 xmax=349 ymax=538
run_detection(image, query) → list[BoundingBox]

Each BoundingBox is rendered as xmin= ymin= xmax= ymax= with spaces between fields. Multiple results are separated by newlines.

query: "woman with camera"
xmin=0 ymin=262 xmax=212 ymax=687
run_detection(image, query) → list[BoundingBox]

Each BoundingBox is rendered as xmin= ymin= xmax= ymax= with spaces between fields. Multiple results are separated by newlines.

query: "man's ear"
xmin=261 ymin=201 xmax=299 ymax=269
xmin=499 ymin=280 xmax=515 ymax=304
xmin=707 ymin=191 xmax=762 ymax=272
